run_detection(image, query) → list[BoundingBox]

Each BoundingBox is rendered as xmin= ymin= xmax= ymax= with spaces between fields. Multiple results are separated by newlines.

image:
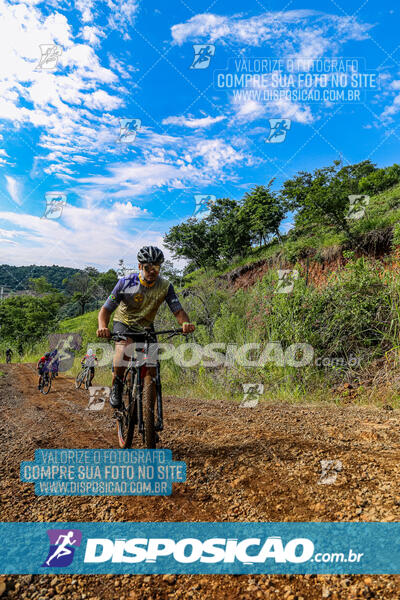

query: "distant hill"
xmin=0 ymin=264 xmax=82 ymax=292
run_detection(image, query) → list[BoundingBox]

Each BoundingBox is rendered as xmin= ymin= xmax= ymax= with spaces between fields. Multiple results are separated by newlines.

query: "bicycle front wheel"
xmin=41 ymin=374 xmax=51 ymax=395
xmin=75 ymin=371 xmax=84 ymax=389
xmin=117 ymin=369 xmax=137 ymax=449
xmin=84 ymin=369 xmax=91 ymax=390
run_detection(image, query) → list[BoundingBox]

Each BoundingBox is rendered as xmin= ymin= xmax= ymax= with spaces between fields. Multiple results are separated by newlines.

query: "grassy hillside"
xmin=10 ymin=180 xmax=400 ymax=407
xmin=33 ymin=249 xmax=400 ymax=409
xmin=187 ymin=181 xmax=400 ymax=283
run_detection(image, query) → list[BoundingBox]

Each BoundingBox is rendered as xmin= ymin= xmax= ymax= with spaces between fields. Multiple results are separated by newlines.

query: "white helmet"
xmin=87 ymin=348 xmax=93 ymax=355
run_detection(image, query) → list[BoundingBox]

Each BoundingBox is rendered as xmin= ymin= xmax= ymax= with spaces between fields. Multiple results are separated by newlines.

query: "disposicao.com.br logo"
xmin=42 ymin=529 xmax=82 ymax=567
xmin=83 ymin=536 xmax=363 ymax=565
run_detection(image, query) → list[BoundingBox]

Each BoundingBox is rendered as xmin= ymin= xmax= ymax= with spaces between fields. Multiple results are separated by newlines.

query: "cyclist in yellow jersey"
xmin=97 ymin=246 xmax=195 ymax=408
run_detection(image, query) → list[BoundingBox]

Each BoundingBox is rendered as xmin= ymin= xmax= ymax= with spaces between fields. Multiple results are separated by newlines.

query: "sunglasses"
xmin=142 ymin=264 xmax=161 ymax=271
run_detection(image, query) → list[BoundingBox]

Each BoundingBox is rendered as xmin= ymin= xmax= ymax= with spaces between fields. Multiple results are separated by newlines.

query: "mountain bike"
xmin=112 ymin=328 xmax=185 ymax=449
xmin=75 ymin=365 xmax=91 ymax=390
xmin=39 ymin=371 xmax=51 ymax=395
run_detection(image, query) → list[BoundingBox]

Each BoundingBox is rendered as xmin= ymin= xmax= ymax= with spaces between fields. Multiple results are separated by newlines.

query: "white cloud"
xmin=0 ymin=0 xmax=124 ymax=172
xmin=171 ymin=13 xmax=231 ymax=45
xmin=233 ymin=99 xmax=266 ymax=121
xmin=75 ymin=0 xmax=95 ymax=23
xmin=108 ymin=54 xmax=136 ymax=78
xmin=81 ymin=26 xmax=105 ymax=47
xmin=5 ymin=175 xmax=22 ymax=205
xmin=72 ymin=128 xmax=250 ymax=202
xmin=74 ymin=0 xmax=139 ymax=34
xmin=106 ymin=0 xmax=140 ymax=37
xmin=229 ymin=72 xmax=314 ymax=124
xmin=0 ymin=201 xmax=159 ymax=270
xmin=162 ymin=115 xmax=226 ymax=128
xmin=193 ymin=138 xmax=245 ymax=171
xmin=85 ymin=90 xmax=124 ymax=110
xmin=380 ymin=94 xmax=400 ymax=121
xmin=171 ymin=11 xmax=372 ymax=59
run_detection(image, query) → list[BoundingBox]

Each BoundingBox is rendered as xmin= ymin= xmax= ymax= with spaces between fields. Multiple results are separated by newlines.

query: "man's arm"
xmin=173 ymin=309 xmax=195 ymax=334
xmin=164 ymin=284 xmax=195 ymax=333
xmin=97 ymin=279 xmax=124 ymax=338
xmin=97 ymin=306 xmax=112 ymax=338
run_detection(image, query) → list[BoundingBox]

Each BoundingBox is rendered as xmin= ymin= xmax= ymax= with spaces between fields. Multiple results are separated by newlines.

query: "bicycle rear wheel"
xmin=117 ymin=368 xmax=137 ymax=449
xmin=142 ymin=372 xmax=156 ymax=449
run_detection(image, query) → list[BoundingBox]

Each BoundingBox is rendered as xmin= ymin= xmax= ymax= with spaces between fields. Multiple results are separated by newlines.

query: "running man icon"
xmin=265 ymin=119 xmax=291 ymax=143
xmin=42 ymin=529 xmax=82 ymax=567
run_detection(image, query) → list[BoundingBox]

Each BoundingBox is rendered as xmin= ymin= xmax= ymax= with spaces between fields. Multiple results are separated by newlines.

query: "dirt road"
xmin=1 ymin=363 xmax=400 ymax=598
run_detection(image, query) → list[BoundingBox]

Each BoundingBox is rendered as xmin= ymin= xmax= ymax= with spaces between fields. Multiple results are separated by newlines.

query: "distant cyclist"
xmin=37 ymin=352 xmax=51 ymax=389
xmin=5 ymin=348 xmax=12 ymax=364
xmin=80 ymin=349 xmax=97 ymax=387
xmin=97 ymin=246 xmax=195 ymax=409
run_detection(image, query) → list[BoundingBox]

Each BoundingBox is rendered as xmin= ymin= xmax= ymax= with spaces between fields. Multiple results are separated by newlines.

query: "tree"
xmin=164 ymin=218 xmax=220 ymax=269
xmin=62 ymin=267 xmax=102 ymax=315
xmin=359 ymin=164 xmax=400 ymax=195
xmin=96 ymin=270 xmax=118 ymax=295
xmin=205 ymin=197 xmax=251 ymax=260
xmin=164 ymin=197 xmax=253 ymax=270
xmin=240 ymin=183 xmax=285 ymax=246
xmin=281 ymin=160 xmax=377 ymax=237
xmin=161 ymin=260 xmax=183 ymax=287
xmin=28 ymin=276 xmax=56 ymax=294
xmin=0 ymin=294 xmax=64 ymax=344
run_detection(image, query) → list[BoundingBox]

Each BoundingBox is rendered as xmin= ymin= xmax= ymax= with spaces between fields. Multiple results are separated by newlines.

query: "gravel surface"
xmin=1 ymin=363 xmax=400 ymax=598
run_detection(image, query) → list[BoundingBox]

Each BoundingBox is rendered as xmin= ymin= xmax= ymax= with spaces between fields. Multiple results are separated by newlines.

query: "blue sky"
xmin=0 ymin=0 xmax=399 ymax=271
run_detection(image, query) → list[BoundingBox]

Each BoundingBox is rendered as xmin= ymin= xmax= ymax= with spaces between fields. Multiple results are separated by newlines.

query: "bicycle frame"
xmin=114 ymin=328 xmax=183 ymax=444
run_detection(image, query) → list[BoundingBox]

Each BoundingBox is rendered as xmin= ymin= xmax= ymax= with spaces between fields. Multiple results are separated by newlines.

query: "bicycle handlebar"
xmin=110 ymin=328 xmax=185 ymax=341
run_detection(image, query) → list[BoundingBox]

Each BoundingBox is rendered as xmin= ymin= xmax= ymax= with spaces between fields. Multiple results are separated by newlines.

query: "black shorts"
xmin=112 ymin=322 xmax=158 ymax=365
xmin=112 ymin=321 xmax=156 ymax=342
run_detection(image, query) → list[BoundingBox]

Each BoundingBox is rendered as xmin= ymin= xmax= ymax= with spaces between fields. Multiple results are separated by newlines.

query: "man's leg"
xmin=109 ymin=340 xmax=133 ymax=409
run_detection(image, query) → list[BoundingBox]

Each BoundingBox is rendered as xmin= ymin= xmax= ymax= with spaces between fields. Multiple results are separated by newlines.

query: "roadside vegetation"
xmin=2 ymin=159 xmax=400 ymax=406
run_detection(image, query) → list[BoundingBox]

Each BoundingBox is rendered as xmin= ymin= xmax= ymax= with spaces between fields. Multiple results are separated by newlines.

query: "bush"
xmin=246 ymin=257 xmax=394 ymax=364
xmin=359 ymin=164 xmax=400 ymax=195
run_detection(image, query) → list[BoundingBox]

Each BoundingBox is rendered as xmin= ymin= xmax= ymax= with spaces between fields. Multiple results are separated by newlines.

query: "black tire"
xmin=75 ymin=371 xmax=84 ymax=389
xmin=41 ymin=373 xmax=51 ymax=395
xmin=117 ymin=369 xmax=137 ymax=449
xmin=84 ymin=369 xmax=91 ymax=390
xmin=142 ymin=372 xmax=156 ymax=449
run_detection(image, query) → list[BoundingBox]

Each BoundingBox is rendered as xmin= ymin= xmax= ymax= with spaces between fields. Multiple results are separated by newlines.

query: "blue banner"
xmin=0 ymin=522 xmax=399 ymax=574
xmin=20 ymin=449 xmax=186 ymax=496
